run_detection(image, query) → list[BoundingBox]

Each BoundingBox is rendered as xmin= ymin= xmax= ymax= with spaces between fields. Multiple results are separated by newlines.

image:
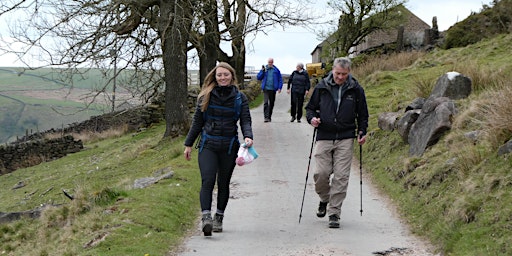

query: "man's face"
xmin=332 ymin=65 xmax=350 ymax=85
xmin=267 ymin=59 xmax=274 ymax=68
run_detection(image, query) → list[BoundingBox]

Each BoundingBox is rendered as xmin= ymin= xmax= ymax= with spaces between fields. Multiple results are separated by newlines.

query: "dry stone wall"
xmin=0 ymin=135 xmax=83 ymax=175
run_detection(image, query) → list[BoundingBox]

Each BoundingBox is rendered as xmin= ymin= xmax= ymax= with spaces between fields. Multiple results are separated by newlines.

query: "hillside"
xmin=0 ymin=67 xmax=142 ymax=144
xmin=0 ymin=34 xmax=511 ymax=255
xmin=357 ymin=33 xmax=512 ymax=254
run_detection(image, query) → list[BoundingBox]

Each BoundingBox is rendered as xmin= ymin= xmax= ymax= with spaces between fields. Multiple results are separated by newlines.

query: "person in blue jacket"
xmin=257 ymin=58 xmax=283 ymax=122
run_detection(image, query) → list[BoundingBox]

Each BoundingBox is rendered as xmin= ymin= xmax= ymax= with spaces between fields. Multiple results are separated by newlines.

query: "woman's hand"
xmin=244 ymin=138 xmax=253 ymax=147
xmin=184 ymin=146 xmax=192 ymax=161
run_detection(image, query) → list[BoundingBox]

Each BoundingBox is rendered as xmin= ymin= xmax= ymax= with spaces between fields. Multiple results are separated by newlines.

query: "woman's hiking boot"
xmin=202 ymin=213 xmax=213 ymax=236
xmin=212 ymin=213 xmax=224 ymax=232
xmin=316 ymin=201 xmax=328 ymax=218
xmin=328 ymin=214 xmax=340 ymax=228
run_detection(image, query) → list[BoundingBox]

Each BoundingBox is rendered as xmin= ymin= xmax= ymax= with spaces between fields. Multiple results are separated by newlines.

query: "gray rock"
xmin=498 ymin=139 xmax=512 ymax=156
xmin=408 ymin=97 xmax=457 ymax=156
xmin=378 ymin=112 xmax=401 ymax=131
xmin=430 ymin=72 xmax=472 ymax=100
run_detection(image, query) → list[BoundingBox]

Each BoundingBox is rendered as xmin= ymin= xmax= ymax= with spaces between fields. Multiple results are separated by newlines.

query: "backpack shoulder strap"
xmin=234 ymin=91 xmax=242 ymax=120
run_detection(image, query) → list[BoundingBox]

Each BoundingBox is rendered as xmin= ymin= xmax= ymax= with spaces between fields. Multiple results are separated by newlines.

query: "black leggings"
xmin=198 ymin=147 xmax=238 ymax=212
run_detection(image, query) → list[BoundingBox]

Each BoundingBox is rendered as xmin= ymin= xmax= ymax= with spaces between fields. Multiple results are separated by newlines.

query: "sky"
xmin=0 ymin=0 xmax=490 ymax=71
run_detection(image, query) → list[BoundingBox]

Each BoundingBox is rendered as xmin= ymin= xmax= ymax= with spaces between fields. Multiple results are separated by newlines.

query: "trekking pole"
xmin=359 ymin=131 xmax=363 ymax=216
xmin=299 ymin=127 xmax=317 ymax=223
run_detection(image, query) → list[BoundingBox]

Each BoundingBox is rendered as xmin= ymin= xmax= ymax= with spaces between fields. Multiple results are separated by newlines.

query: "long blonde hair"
xmin=198 ymin=62 xmax=239 ymax=112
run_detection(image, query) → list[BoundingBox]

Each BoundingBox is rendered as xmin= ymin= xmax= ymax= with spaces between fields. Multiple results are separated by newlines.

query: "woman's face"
xmin=216 ymin=67 xmax=233 ymax=86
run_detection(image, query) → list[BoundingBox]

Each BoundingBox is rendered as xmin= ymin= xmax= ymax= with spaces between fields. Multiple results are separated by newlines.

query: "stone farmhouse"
xmin=311 ymin=5 xmax=433 ymax=63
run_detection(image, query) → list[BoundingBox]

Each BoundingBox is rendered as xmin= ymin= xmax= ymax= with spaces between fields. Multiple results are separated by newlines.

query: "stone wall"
xmin=1 ymin=102 xmax=165 ymax=175
xmin=0 ymin=135 xmax=83 ymax=175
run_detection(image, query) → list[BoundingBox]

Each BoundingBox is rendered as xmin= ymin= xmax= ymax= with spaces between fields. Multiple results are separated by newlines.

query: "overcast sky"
xmin=0 ymin=0 xmax=490 ymax=70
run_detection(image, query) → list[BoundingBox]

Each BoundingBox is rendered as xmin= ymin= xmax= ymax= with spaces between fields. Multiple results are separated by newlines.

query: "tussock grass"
xmin=44 ymin=124 xmax=129 ymax=143
xmin=411 ymin=75 xmax=435 ymax=98
xmin=470 ymin=85 xmax=512 ymax=147
xmin=352 ymin=51 xmax=426 ymax=78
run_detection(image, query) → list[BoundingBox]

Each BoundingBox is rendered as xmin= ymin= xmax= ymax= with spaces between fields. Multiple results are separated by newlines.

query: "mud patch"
xmin=229 ymin=181 xmax=256 ymax=199
xmin=278 ymin=246 xmax=351 ymax=256
xmin=373 ymin=247 xmax=436 ymax=256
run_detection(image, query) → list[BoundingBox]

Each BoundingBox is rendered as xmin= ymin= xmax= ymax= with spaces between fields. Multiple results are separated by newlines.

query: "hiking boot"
xmin=202 ymin=213 xmax=213 ymax=236
xmin=213 ymin=214 xmax=224 ymax=232
xmin=264 ymin=118 xmax=270 ymax=123
xmin=290 ymin=117 xmax=296 ymax=122
xmin=328 ymin=214 xmax=340 ymax=228
xmin=316 ymin=201 xmax=328 ymax=218
xmin=297 ymin=119 xmax=301 ymax=123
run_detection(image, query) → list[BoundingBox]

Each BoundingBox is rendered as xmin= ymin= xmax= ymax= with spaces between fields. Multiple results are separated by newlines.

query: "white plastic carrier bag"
xmin=236 ymin=143 xmax=259 ymax=166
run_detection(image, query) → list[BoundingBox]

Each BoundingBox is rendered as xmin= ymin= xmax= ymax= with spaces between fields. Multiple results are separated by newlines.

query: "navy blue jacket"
xmin=306 ymin=72 xmax=369 ymax=141
xmin=184 ymin=85 xmax=253 ymax=152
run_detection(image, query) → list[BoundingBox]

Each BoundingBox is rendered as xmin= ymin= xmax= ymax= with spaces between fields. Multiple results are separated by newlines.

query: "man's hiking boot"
xmin=290 ymin=117 xmax=296 ymax=122
xmin=328 ymin=214 xmax=340 ymax=228
xmin=202 ymin=213 xmax=213 ymax=236
xmin=316 ymin=201 xmax=328 ymax=218
xmin=213 ymin=214 xmax=224 ymax=232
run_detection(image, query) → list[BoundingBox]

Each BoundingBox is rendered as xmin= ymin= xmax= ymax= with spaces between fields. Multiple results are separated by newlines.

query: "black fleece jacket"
xmin=305 ymin=72 xmax=369 ymax=141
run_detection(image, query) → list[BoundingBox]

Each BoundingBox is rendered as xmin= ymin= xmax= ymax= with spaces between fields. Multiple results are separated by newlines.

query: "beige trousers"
xmin=313 ymin=138 xmax=354 ymax=217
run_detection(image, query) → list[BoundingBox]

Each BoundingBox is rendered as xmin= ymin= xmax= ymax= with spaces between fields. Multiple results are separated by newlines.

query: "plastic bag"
xmin=236 ymin=143 xmax=259 ymax=166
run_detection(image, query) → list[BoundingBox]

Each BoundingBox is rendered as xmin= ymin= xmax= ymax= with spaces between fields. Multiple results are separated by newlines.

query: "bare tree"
xmin=0 ymin=0 xmax=198 ymax=137
xmin=324 ymin=0 xmax=407 ymax=58
xmin=189 ymin=0 xmax=317 ymax=85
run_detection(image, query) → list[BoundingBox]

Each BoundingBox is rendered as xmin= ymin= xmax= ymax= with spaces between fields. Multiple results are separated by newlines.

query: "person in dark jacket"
xmin=287 ymin=62 xmax=310 ymax=123
xmin=184 ymin=62 xmax=253 ymax=236
xmin=305 ymin=57 xmax=369 ymax=228
xmin=257 ymin=57 xmax=283 ymax=122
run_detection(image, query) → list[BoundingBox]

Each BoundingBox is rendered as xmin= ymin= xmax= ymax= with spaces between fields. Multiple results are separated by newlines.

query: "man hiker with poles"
xmin=305 ymin=57 xmax=369 ymax=228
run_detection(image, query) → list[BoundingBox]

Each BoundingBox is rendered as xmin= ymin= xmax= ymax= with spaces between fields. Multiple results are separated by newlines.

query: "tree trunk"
xmin=229 ymin=36 xmax=246 ymax=87
xmin=160 ymin=1 xmax=194 ymax=138
xmin=198 ymin=0 xmax=220 ymax=87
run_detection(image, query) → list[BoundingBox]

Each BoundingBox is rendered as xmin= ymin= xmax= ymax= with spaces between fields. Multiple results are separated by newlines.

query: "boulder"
xmin=396 ymin=109 xmax=421 ymax=142
xmin=405 ymin=97 xmax=425 ymax=111
xmin=430 ymin=72 xmax=472 ymax=100
xmin=498 ymin=139 xmax=512 ymax=156
xmin=378 ymin=112 xmax=401 ymax=131
xmin=408 ymin=97 xmax=457 ymax=156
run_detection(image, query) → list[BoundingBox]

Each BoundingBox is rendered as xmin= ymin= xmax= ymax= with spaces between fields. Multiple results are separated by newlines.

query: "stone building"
xmin=311 ymin=5 xmax=433 ymax=63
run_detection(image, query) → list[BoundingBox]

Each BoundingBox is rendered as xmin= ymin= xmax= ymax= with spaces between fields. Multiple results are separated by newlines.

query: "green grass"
xmin=0 ymin=123 xmax=200 ymax=255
